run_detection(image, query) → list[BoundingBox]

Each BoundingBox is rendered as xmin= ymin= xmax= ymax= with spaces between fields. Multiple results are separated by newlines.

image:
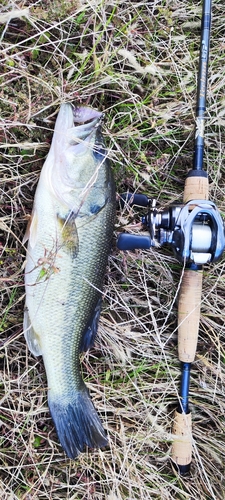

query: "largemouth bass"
xmin=23 ymin=103 xmax=115 ymax=459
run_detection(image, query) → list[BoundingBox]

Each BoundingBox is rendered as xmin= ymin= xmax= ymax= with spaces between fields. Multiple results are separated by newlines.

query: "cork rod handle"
xmin=172 ymin=411 xmax=192 ymax=467
xmin=178 ymin=172 xmax=208 ymax=361
xmin=172 ymin=173 xmax=208 ymax=470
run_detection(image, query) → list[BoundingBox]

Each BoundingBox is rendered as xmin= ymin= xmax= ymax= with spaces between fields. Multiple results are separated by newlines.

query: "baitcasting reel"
xmin=117 ymin=193 xmax=225 ymax=265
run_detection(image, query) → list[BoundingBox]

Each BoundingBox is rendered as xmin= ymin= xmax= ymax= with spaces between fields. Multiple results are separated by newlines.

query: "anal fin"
xmin=23 ymin=307 xmax=42 ymax=356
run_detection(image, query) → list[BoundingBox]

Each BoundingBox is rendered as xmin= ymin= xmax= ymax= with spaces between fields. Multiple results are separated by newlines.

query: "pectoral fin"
xmin=23 ymin=308 xmax=42 ymax=356
xmin=57 ymin=212 xmax=79 ymax=258
xmin=80 ymin=298 xmax=102 ymax=352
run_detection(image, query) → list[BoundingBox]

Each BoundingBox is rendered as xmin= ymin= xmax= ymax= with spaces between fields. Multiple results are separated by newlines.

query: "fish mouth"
xmin=54 ymin=103 xmax=103 ymax=138
xmin=72 ymin=106 xmax=102 ymax=125
xmin=71 ymin=105 xmax=103 ymax=138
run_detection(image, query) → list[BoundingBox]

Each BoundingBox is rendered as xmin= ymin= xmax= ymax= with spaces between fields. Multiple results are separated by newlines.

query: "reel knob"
xmin=117 ymin=233 xmax=152 ymax=251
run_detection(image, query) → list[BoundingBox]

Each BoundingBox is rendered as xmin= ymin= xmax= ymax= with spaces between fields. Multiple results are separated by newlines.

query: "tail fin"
xmin=48 ymin=388 xmax=108 ymax=459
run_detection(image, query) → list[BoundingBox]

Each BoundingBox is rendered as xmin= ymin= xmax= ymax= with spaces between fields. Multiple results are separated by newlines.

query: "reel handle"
xmin=119 ymin=193 xmax=149 ymax=208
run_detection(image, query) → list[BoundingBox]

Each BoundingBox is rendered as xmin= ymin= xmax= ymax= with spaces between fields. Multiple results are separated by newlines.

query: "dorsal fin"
xmin=80 ymin=298 xmax=102 ymax=352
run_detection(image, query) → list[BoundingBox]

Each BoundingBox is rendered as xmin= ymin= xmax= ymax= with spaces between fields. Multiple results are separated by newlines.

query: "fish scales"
xmin=23 ymin=103 xmax=116 ymax=458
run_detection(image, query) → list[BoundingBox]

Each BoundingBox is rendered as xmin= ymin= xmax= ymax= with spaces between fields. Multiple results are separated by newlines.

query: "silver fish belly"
xmin=23 ymin=103 xmax=115 ymax=458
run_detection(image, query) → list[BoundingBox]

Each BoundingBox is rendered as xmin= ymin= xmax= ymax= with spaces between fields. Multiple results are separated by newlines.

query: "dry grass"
xmin=1 ymin=0 xmax=225 ymax=499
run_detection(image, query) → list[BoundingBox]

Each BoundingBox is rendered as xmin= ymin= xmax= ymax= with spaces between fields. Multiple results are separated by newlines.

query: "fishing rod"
xmin=117 ymin=0 xmax=225 ymax=474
